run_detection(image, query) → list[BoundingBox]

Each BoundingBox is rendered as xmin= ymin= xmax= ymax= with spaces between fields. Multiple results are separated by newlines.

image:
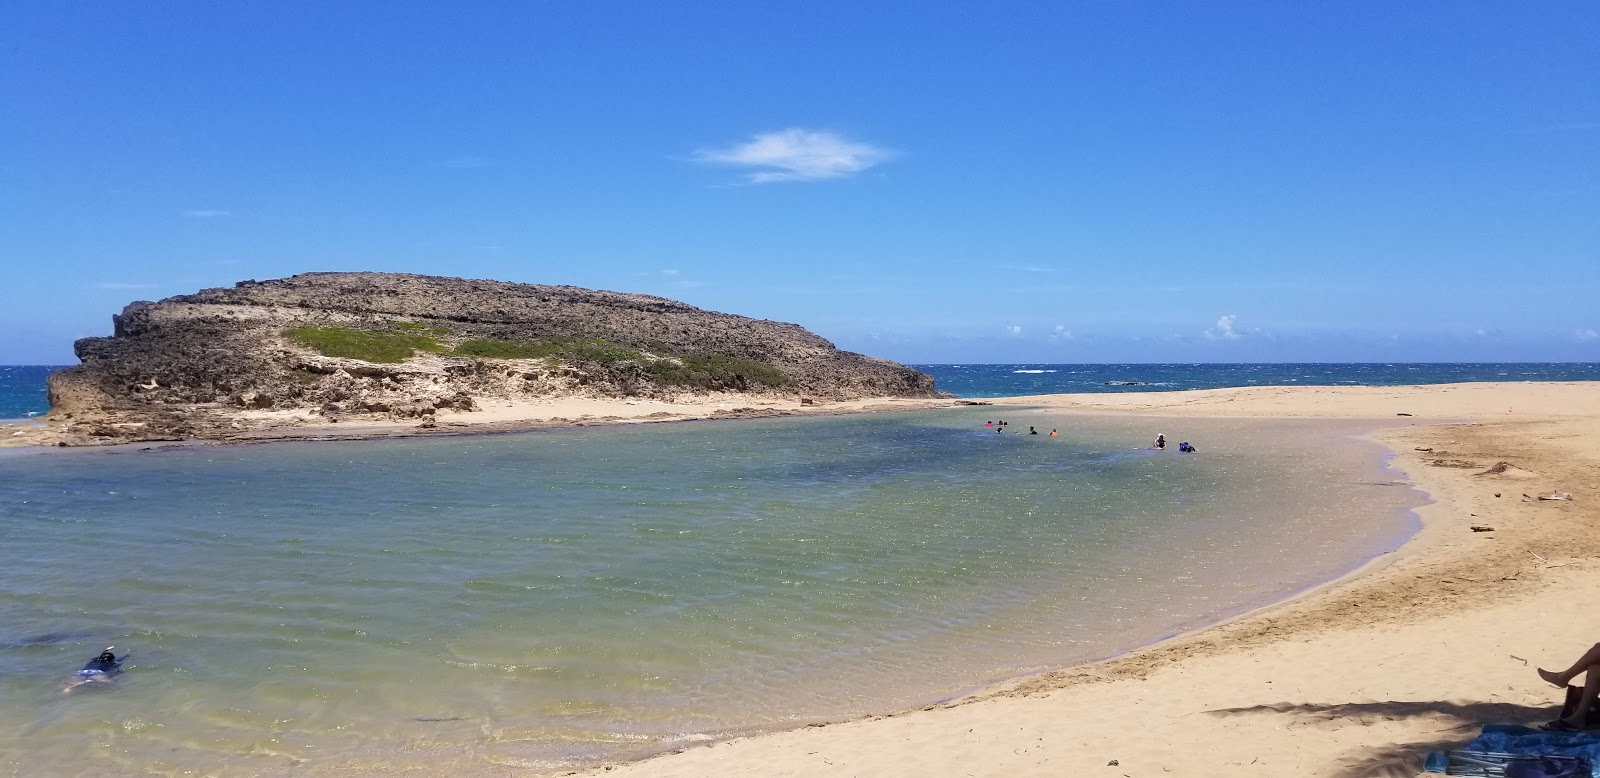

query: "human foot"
xmin=1539 ymin=668 xmax=1570 ymax=687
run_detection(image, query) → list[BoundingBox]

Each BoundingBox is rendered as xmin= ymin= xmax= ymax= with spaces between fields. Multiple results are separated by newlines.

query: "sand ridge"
xmin=576 ymin=382 xmax=1600 ymax=778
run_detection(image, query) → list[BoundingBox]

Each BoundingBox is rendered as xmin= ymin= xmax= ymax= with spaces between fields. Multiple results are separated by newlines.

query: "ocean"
xmin=0 ymin=366 xmax=56 ymax=421
xmin=6 ymin=363 xmax=1600 ymax=419
xmin=911 ymin=362 xmax=1600 ymax=398
xmin=0 ymin=363 xmax=1588 ymax=773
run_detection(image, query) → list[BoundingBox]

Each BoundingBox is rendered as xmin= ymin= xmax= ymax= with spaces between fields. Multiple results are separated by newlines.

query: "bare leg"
xmin=1559 ymin=665 xmax=1600 ymax=728
xmin=1539 ymin=642 xmax=1600 ymax=687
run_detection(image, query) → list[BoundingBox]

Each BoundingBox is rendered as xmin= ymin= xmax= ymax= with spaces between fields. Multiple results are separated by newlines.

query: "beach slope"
xmin=588 ymin=382 xmax=1600 ymax=778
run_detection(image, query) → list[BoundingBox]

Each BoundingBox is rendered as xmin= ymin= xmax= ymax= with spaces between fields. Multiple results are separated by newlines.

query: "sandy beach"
xmin=559 ymin=381 xmax=1600 ymax=778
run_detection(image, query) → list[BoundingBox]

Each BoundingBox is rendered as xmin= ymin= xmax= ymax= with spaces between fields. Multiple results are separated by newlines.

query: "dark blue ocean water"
xmin=912 ymin=363 xmax=1600 ymax=399
xmin=0 ymin=366 xmax=59 ymax=420
xmin=2 ymin=364 xmax=1597 ymax=418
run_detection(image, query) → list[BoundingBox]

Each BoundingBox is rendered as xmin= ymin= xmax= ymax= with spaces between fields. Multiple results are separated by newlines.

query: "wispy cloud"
xmin=636 ymin=268 xmax=703 ymax=289
xmin=1204 ymin=314 xmax=1240 ymax=341
xmin=1005 ymin=325 xmax=1023 ymax=337
xmin=96 ymin=282 xmax=160 ymax=290
xmin=435 ymin=155 xmax=493 ymax=169
xmin=693 ymin=129 xmax=893 ymax=184
xmin=998 ymin=263 xmax=1061 ymax=274
xmin=1050 ymin=325 xmax=1073 ymax=341
xmin=1578 ymin=328 xmax=1599 ymax=342
xmin=182 ymin=209 xmax=232 ymax=219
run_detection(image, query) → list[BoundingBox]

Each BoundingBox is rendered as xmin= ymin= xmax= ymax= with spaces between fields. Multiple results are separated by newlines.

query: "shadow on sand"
xmin=1206 ymin=699 xmax=1554 ymax=777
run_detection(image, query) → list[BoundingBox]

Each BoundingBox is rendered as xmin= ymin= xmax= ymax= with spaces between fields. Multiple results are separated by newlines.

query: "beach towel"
xmin=1425 ymin=724 xmax=1600 ymax=777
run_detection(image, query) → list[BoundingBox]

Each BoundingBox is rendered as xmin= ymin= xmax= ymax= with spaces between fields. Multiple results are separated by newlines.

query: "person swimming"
xmin=1179 ymin=442 xmax=1197 ymax=453
xmin=60 ymin=647 xmax=124 ymax=693
xmin=1028 ymin=426 xmax=1038 ymax=435
xmin=1153 ymin=433 xmax=1167 ymax=450
xmin=1049 ymin=429 xmax=1058 ymax=437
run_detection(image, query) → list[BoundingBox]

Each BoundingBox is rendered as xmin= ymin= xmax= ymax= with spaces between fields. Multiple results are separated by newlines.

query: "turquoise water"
xmin=913 ymin=362 xmax=1600 ymax=398
xmin=0 ymin=410 xmax=1419 ymax=774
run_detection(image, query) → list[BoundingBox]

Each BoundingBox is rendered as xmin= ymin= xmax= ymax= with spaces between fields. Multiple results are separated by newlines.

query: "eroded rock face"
xmin=47 ymin=272 xmax=936 ymax=441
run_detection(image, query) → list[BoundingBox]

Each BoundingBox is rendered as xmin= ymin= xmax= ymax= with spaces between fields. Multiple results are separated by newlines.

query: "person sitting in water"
xmin=1049 ymin=429 xmax=1058 ymax=437
xmin=1153 ymin=433 xmax=1166 ymax=450
xmin=984 ymin=421 xmax=994 ymax=427
xmin=1538 ymin=643 xmax=1600 ymax=731
xmin=61 ymin=647 xmax=124 ymax=693
xmin=1178 ymin=442 xmax=1196 ymax=453
xmin=1028 ymin=426 xmax=1038 ymax=435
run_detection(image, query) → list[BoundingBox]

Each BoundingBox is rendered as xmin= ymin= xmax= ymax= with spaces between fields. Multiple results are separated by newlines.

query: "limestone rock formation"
xmin=46 ymin=272 xmax=936 ymax=442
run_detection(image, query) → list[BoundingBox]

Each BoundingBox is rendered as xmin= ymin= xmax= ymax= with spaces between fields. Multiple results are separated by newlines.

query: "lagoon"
xmin=0 ymin=409 xmax=1419 ymax=774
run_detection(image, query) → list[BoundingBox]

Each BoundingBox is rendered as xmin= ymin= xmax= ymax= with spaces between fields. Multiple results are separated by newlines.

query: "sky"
xmin=3 ymin=2 xmax=1597 ymax=365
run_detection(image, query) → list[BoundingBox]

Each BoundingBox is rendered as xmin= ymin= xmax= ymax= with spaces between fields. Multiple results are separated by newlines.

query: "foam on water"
xmin=0 ymin=410 xmax=1421 ymax=774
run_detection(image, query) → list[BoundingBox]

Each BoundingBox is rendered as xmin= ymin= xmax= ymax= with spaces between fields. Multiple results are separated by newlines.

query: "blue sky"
xmin=4 ymin=2 xmax=1597 ymax=364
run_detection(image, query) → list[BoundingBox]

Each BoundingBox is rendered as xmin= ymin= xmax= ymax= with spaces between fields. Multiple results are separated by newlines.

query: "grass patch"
xmin=285 ymin=326 xmax=445 ymax=363
xmin=287 ymin=328 xmax=789 ymax=390
xmin=647 ymin=354 xmax=790 ymax=390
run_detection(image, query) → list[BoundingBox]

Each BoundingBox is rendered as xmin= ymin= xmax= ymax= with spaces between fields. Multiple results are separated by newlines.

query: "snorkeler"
xmin=60 ymin=647 xmax=125 ymax=693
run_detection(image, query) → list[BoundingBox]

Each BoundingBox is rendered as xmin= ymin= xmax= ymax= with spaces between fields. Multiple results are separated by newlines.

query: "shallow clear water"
xmin=0 ymin=410 xmax=1419 ymax=775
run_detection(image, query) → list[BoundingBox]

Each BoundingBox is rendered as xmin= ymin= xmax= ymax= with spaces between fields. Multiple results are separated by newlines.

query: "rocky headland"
xmin=35 ymin=272 xmax=942 ymax=445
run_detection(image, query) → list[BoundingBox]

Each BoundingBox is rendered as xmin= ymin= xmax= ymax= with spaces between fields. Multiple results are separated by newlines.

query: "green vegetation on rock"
xmin=285 ymin=326 xmax=445 ymax=363
xmin=647 ymin=354 xmax=791 ymax=389
xmin=285 ymin=327 xmax=790 ymax=389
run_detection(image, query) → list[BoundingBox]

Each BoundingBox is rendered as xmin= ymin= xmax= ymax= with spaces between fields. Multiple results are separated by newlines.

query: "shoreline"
xmin=575 ymin=382 xmax=1600 ymax=777
xmin=0 ymin=393 xmax=973 ymax=448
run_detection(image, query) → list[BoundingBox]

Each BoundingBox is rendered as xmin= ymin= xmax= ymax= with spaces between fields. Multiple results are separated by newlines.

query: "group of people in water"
xmin=983 ymin=422 xmax=1197 ymax=453
xmin=983 ymin=420 xmax=1059 ymax=437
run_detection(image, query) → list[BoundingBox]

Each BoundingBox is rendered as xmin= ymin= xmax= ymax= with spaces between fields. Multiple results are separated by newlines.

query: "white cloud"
xmin=1005 ymin=325 xmax=1023 ymax=337
xmin=1050 ymin=325 xmax=1072 ymax=341
xmin=693 ymin=129 xmax=892 ymax=184
xmin=182 ymin=209 xmax=232 ymax=218
xmin=1204 ymin=314 xmax=1240 ymax=341
xmin=1578 ymin=329 xmax=1599 ymax=342
xmin=96 ymin=282 xmax=159 ymax=290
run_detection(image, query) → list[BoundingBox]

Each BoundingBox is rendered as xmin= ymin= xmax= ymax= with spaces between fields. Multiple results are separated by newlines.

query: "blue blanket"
xmin=1425 ymin=725 xmax=1600 ymax=776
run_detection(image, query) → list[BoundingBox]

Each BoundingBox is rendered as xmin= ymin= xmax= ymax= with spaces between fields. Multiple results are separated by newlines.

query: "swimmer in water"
xmin=1049 ymin=429 xmax=1058 ymax=437
xmin=61 ymin=647 xmax=124 ymax=693
xmin=1153 ymin=433 xmax=1167 ymax=450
